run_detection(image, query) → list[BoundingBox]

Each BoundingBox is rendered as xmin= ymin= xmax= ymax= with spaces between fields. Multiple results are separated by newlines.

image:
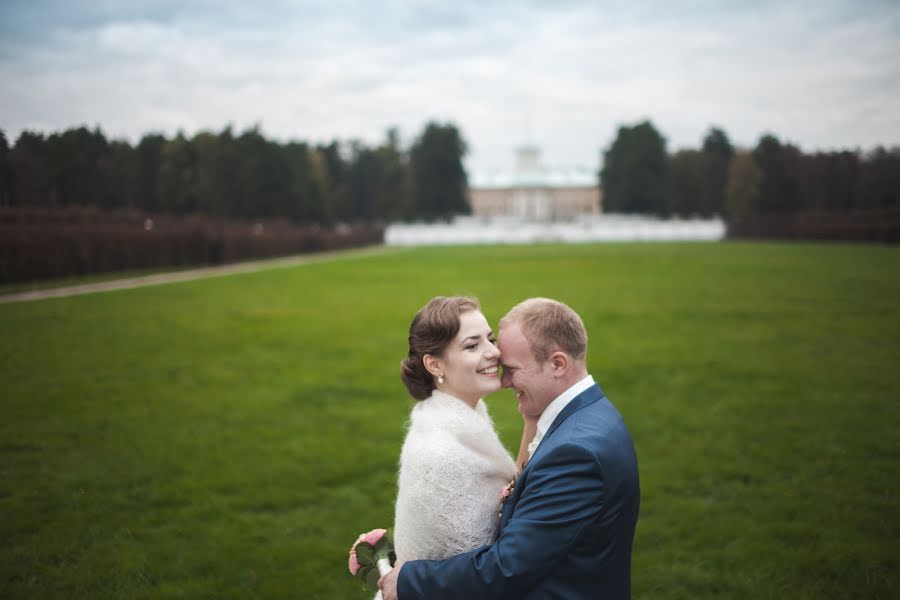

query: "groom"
xmin=379 ymin=298 xmax=640 ymax=599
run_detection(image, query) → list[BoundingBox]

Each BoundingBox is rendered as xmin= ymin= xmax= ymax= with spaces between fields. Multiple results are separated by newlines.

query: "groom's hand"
xmin=378 ymin=561 xmax=404 ymax=600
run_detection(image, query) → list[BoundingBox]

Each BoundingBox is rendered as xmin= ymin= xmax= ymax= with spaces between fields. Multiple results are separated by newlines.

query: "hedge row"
xmin=726 ymin=209 xmax=900 ymax=243
xmin=0 ymin=210 xmax=384 ymax=284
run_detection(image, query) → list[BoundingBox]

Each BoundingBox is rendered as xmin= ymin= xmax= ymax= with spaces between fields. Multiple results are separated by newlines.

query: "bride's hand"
xmin=515 ymin=417 xmax=539 ymax=472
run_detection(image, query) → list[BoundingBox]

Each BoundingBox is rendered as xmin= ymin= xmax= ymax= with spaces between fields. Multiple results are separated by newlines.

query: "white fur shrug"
xmin=393 ymin=390 xmax=517 ymax=562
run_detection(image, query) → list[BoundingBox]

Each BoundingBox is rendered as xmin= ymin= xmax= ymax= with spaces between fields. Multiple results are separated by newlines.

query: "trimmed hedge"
xmin=727 ymin=209 xmax=900 ymax=243
xmin=0 ymin=210 xmax=384 ymax=284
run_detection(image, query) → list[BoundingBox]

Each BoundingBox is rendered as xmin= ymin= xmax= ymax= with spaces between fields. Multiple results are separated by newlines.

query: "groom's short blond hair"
xmin=500 ymin=298 xmax=588 ymax=363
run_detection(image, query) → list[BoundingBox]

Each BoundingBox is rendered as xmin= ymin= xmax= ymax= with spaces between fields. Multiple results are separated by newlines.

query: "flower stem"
xmin=376 ymin=557 xmax=392 ymax=577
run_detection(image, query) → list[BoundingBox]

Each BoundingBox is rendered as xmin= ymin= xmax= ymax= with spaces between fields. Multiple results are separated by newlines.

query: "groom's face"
xmin=499 ymin=322 xmax=555 ymax=418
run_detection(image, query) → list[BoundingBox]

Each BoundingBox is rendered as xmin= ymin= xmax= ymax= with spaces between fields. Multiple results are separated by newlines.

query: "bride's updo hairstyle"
xmin=401 ymin=296 xmax=480 ymax=401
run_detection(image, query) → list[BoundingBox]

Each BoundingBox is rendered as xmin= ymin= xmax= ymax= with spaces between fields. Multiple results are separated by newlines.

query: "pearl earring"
xmin=437 ymin=375 xmax=444 ymax=384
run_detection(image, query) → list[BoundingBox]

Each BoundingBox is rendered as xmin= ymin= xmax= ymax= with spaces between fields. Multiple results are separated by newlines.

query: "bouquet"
xmin=348 ymin=528 xmax=396 ymax=592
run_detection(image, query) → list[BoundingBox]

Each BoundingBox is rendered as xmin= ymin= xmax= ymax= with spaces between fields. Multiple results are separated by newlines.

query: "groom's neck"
xmin=549 ymin=364 xmax=589 ymax=399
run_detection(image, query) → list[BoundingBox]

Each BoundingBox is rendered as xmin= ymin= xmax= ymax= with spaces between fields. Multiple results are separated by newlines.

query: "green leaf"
xmin=364 ymin=565 xmax=380 ymax=591
xmin=355 ymin=543 xmax=375 ymax=566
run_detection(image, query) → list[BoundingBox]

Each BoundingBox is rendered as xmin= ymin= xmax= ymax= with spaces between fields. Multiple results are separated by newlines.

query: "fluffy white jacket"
xmin=393 ymin=390 xmax=517 ymax=562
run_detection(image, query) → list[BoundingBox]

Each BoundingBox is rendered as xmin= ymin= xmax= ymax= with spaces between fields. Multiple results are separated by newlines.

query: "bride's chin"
xmin=483 ymin=381 xmax=502 ymax=394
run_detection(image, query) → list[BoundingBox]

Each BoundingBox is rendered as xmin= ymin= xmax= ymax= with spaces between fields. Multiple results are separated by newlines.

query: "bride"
xmin=393 ymin=296 xmax=534 ymax=564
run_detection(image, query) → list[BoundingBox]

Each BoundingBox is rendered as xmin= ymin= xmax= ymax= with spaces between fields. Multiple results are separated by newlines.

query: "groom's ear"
xmin=549 ymin=351 xmax=569 ymax=377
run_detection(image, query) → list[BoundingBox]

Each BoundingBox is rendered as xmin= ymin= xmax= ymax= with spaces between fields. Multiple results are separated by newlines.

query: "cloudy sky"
xmin=2 ymin=0 xmax=899 ymax=177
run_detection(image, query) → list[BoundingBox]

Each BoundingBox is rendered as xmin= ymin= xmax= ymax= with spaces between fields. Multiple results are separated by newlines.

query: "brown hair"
xmin=499 ymin=298 xmax=587 ymax=363
xmin=401 ymin=296 xmax=480 ymax=400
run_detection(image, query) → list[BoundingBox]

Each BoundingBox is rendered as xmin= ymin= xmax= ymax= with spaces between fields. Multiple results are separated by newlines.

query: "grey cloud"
xmin=1 ymin=0 xmax=898 ymax=176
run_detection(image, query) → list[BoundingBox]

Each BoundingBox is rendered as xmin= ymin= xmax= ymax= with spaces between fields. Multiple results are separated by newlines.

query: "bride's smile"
xmin=424 ymin=310 xmax=502 ymax=406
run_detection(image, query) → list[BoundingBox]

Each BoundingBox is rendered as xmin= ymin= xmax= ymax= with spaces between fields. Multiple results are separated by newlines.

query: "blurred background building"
xmin=468 ymin=147 xmax=601 ymax=221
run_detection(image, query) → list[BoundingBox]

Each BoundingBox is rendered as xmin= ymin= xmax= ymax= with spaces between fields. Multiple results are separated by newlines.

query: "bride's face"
xmin=431 ymin=310 xmax=501 ymax=404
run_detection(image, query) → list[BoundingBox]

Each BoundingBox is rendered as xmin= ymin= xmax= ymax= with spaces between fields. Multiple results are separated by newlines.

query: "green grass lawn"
xmin=1 ymin=241 xmax=898 ymax=599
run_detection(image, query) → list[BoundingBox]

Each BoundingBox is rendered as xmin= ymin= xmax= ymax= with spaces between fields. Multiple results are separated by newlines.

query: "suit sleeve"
xmin=397 ymin=441 xmax=605 ymax=599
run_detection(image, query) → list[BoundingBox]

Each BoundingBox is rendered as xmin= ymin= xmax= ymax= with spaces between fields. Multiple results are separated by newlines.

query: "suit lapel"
xmin=541 ymin=383 xmax=604 ymax=443
xmin=498 ymin=384 xmax=605 ymax=530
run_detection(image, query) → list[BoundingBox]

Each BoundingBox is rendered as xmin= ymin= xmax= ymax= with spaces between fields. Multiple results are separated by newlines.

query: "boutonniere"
xmin=498 ymin=474 xmax=517 ymax=517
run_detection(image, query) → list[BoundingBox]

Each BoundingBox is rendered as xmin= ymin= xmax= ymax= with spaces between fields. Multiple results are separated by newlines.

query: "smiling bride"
xmin=392 ymin=296 xmax=532 ymax=567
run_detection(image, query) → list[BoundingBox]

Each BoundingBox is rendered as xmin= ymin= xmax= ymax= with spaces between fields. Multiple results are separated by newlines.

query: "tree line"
xmin=0 ymin=122 xmax=469 ymax=223
xmin=2 ymin=119 xmax=897 ymax=228
xmin=601 ymin=121 xmax=900 ymax=220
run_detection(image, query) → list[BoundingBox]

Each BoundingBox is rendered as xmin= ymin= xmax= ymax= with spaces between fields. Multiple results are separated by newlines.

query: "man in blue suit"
xmin=380 ymin=298 xmax=640 ymax=599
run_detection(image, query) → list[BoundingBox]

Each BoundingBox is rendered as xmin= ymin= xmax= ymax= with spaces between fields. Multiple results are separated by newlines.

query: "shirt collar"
xmin=535 ymin=374 xmax=595 ymax=443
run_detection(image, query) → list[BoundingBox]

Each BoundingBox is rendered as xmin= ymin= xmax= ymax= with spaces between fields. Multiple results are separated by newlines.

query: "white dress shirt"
xmin=527 ymin=374 xmax=596 ymax=459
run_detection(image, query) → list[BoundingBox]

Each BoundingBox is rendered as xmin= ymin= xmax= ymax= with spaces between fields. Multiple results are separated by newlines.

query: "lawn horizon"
xmin=1 ymin=241 xmax=897 ymax=598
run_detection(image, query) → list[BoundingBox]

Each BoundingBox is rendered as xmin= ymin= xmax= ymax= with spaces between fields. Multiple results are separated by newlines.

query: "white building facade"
xmin=468 ymin=147 xmax=601 ymax=221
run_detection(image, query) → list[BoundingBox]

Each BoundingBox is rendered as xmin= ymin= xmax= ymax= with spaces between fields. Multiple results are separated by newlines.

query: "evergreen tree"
xmin=136 ymin=133 xmax=166 ymax=213
xmin=319 ymin=141 xmax=352 ymax=222
xmin=349 ymin=142 xmax=376 ymax=221
xmin=860 ymin=147 xmax=900 ymax=210
xmin=410 ymin=122 xmax=468 ymax=220
xmin=284 ymin=141 xmax=327 ymax=223
xmin=107 ymin=139 xmax=138 ymax=210
xmin=752 ymin=134 xmax=805 ymax=213
xmin=601 ymin=121 xmax=667 ymax=214
xmin=156 ymin=133 xmax=197 ymax=214
xmin=726 ymin=151 xmax=762 ymax=218
xmin=700 ymin=127 xmax=734 ymax=216
xmin=43 ymin=126 xmax=111 ymax=207
xmin=372 ymin=128 xmax=411 ymax=221
xmin=10 ymin=131 xmax=51 ymax=207
xmin=0 ymin=131 xmax=10 ymax=208
xmin=665 ymin=149 xmax=706 ymax=216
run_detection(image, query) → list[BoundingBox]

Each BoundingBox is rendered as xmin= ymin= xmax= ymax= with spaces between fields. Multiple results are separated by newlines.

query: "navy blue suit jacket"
xmin=398 ymin=383 xmax=640 ymax=599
